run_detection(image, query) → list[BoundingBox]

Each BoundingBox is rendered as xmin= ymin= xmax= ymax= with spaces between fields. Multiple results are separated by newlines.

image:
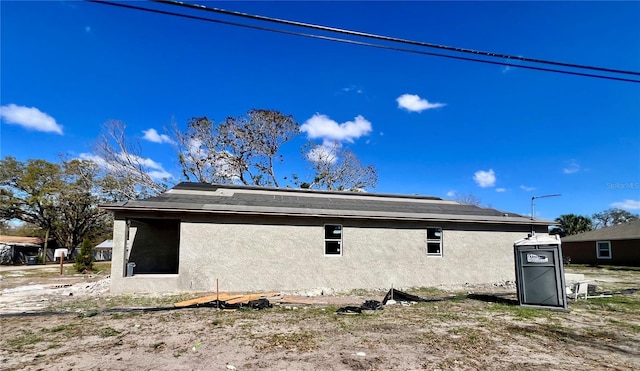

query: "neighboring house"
xmin=102 ymin=182 xmax=553 ymax=294
xmin=94 ymin=240 xmax=114 ymax=261
xmin=0 ymin=235 xmax=44 ymax=264
xmin=561 ymin=220 xmax=640 ymax=266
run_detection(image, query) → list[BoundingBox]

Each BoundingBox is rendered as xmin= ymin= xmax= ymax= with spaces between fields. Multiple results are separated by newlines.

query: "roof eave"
xmin=102 ymin=205 xmax=554 ymax=226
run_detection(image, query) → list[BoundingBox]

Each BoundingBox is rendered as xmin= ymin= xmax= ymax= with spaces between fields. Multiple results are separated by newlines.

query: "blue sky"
xmin=1 ymin=1 xmax=639 ymax=221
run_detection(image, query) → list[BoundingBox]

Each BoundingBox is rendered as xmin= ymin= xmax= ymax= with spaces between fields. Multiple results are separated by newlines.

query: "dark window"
xmin=427 ymin=228 xmax=442 ymax=240
xmin=427 ymin=242 xmax=441 ymax=255
xmin=427 ymin=227 xmax=442 ymax=256
xmin=127 ymin=218 xmax=180 ymax=275
xmin=596 ymin=241 xmax=611 ymax=259
xmin=324 ymin=224 xmax=342 ymax=255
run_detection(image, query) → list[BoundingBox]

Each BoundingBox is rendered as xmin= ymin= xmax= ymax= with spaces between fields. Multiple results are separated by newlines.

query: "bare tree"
xmin=302 ymin=142 xmax=377 ymax=191
xmin=174 ymin=109 xmax=299 ymax=187
xmin=92 ymin=110 xmax=375 ymax=196
xmin=454 ymin=193 xmax=482 ymax=206
xmin=94 ymin=120 xmax=169 ymax=199
xmin=173 ymin=117 xmax=235 ymax=184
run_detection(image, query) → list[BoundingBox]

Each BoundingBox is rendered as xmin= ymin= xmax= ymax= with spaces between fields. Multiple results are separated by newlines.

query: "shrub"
xmin=74 ymin=238 xmax=94 ymax=273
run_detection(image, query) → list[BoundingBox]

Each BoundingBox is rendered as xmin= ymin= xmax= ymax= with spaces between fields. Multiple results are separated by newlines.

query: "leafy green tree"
xmin=74 ymin=238 xmax=94 ymax=273
xmin=0 ymin=156 xmax=63 ymax=240
xmin=0 ymin=157 xmax=112 ymax=255
xmin=552 ymin=214 xmax=593 ymax=236
xmin=592 ymin=208 xmax=639 ymax=229
xmin=1 ymin=222 xmax=45 ymax=237
xmin=53 ymin=159 xmax=112 ymax=253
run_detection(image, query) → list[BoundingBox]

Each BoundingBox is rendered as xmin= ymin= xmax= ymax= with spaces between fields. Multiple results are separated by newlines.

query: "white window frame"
xmin=324 ymin=224 xmax=343 ymax=256
xmin=596 ymin=241 xmax=612 ymax=259
xmin=426 ymin=227 xmax=443 ymax=257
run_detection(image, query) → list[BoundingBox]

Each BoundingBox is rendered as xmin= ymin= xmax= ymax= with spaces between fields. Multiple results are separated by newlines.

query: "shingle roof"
xmin=561 ymin=220 xmax=640 ymax=242
xmin=102 ymin=182 xmax=551 ymax=225
xmin=0 ymin=235 xmax=44 ymax=245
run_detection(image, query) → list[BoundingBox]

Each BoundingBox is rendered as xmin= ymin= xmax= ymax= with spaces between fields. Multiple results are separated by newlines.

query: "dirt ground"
xmin=1 ymin=264 xmax=639 ymax=371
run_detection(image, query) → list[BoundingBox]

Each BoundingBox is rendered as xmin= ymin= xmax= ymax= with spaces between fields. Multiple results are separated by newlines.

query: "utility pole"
xmin=531 ymin=194 xmax=561 ymax=234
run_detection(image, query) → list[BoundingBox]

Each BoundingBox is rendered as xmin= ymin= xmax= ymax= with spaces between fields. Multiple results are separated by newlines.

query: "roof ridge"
xmin=562 ymin=219 xmax=640 ymax=241
xmin=172 ymin=182 xmax=444 ymax=201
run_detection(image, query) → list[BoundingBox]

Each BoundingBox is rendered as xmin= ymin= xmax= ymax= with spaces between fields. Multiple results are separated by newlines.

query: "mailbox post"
xmin=54 ymin=248 xmax=68 ymax=275
xmin=514 ymin=234 xmax=567 ymax=310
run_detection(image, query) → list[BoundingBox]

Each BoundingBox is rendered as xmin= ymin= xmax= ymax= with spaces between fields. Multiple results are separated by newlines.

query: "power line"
xmin=86 ymin=0 xmax=640 ymax=83
xmin=154 ymin=0 xmax=640 ymax=78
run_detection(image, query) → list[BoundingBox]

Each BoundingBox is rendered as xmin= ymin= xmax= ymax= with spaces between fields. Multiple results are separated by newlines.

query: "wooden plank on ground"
xmin=225 ymin=292 xmax=281 ymax=305
xmin=174 ymin=293 xmax=242 ymax=307
xmin=175 ymin=291 xmax=281 ymax=307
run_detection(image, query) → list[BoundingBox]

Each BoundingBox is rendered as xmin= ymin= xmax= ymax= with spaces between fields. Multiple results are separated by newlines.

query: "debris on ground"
xmin=174 ymin=292 xmax=280 ymax=310
xmin=382 ymin=288 xmax=443 ymax=305
xmin=336 ymin=306 xmax=363 ymax=315
xmin=334 ymin=300 xmax=383 ymax=315
xmin=0 ymin=275 xmax=111 ymax=314
xmin=336 ymin=289 xmax=440 ymax=314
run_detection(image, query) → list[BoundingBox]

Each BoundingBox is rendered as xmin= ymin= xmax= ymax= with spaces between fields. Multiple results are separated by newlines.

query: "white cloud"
xmin=473 ymin=169 xmax=496 ymax=188
xmin=79 ymin=153 xmax=108 ymax=168
xmin=396 ymin=94 xmax=445 ymax=113
xmin=563 ymin=160 xmax=580 ymax=174
xmin=611 ymin=199 xmax=640 ymax=210
xmin=300 ymin=114 xmax=372 ymax=143
xmin=0 ymin=104 xmax=63 ymax=134
xmin=120 ymin=153 xmax=164 ymax=171
xmin=342 ymin=85 xmax=363 ymax=94
xmin=446 ymin=190 xmax=456 ymax=197
xmin=496 ymin=188 xmax=507 ymax=192
xmin=520 ymin=185 xmax=536 ymax=192
xmin=147 ymin=169 xmax=173 ymax=180
xmin=142 ymin=128 xmax=174 ymax=144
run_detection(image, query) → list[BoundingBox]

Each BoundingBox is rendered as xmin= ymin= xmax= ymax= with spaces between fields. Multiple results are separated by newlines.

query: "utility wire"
xmin=86 ymin=0 xmax=640 ymax=83
xmin=154 ymin=0 xmax=640 ymax=77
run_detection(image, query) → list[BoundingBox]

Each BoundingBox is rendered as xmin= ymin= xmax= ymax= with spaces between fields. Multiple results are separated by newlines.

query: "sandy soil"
xmin=1 ymin=266 xmax=639 ymax=370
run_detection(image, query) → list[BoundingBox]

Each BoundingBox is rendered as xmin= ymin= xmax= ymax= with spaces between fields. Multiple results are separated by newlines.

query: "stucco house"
xmin=561 ymin=220 xmax=640 ymax=266
xmin=102 ymin=182 xmax=552 ymax=294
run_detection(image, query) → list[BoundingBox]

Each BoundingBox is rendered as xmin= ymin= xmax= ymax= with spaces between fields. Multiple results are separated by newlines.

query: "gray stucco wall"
xmin=111 ymin=214 xmax=540 ymax=294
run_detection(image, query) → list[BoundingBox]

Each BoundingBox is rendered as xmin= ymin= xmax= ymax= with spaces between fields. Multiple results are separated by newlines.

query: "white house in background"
xmin=102 ymin=183 xmax=553 ymax=294
xmin=94 ymin=240 xmax=114 ymax=261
